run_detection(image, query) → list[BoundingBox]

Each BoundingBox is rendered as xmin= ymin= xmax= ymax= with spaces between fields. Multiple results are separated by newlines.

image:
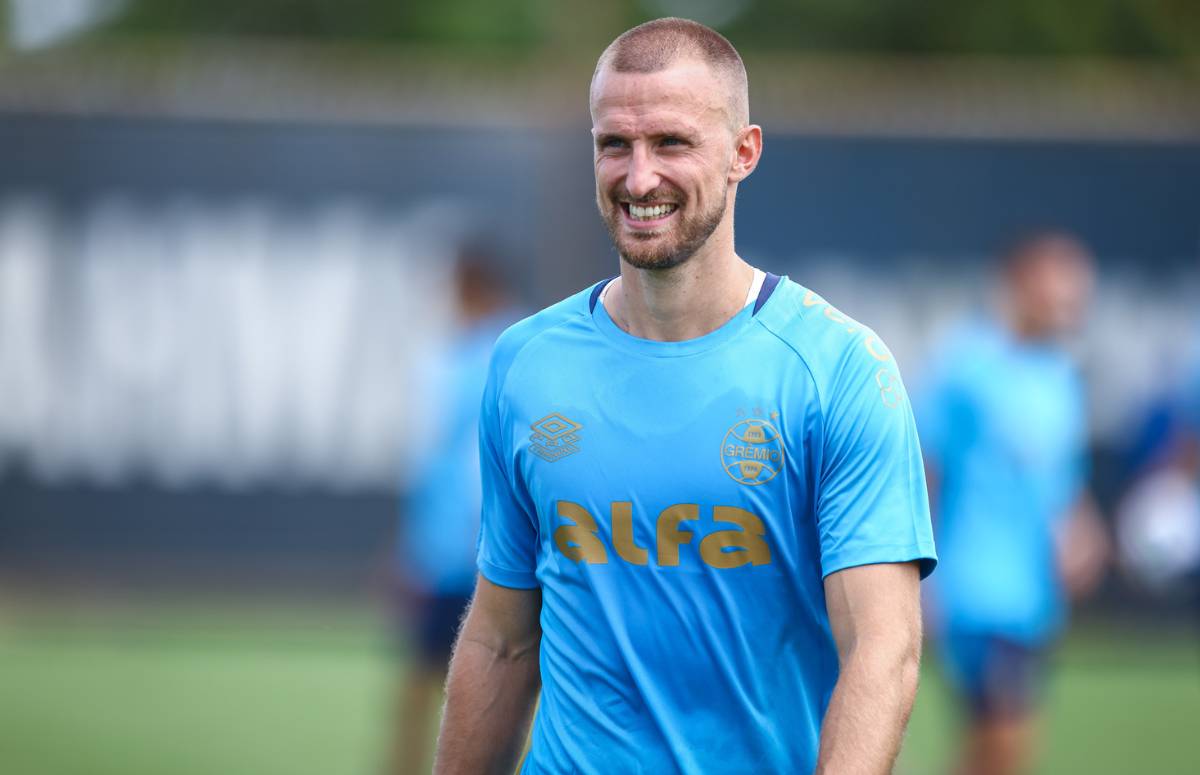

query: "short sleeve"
xmin=475 ymin=356 xmax=541 ymax=589
xmin=816 ymin=335 xmax=938 ymax=579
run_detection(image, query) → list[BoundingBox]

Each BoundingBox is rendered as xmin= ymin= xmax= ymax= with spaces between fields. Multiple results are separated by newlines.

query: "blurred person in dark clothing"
xmin=1115 ymin=331 xmax=1200 ymax=601
xmin=917 ymin=232 xmax=1110 ymax=775
xmin=1177 ymin=344 xmax=1200 ymax=481
xmin=390 ymin=248 xmax=517 ymax=775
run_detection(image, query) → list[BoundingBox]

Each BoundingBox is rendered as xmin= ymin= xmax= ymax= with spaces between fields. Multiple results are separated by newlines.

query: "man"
xmin=917 ymin=233 xmax=1109 ymax=775
xmin=435 ymin=18 xmax=936 ymax=775
xmin=1115 ymin=326 xmax=1200 ymax=595
xmin=392 ymin=250 xmax=517 ymax=774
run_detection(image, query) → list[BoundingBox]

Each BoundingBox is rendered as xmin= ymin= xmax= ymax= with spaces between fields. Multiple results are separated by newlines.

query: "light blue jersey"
xmin=402 ymin=313 xmax=512 ymax=596
xmin=918 ymin=319 xmax=1087 ymax=645
xmin=477 ymin=275 xmax=936 ymax=775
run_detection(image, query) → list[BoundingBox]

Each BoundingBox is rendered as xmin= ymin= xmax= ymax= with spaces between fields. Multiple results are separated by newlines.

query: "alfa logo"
xmin=553 ymin=500 xmax=772 ymax=569
xmin=722 ymin=418 xmax=784 ymax=486
xmin=530 ymin=413 xmax=582 ymax=462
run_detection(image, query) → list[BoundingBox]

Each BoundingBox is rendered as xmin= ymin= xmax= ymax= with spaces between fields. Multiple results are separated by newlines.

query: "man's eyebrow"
xmin=594 ymin=127 xmax=700 ymax=144
xmin=653 ymin=128 xmax=699 ymax=141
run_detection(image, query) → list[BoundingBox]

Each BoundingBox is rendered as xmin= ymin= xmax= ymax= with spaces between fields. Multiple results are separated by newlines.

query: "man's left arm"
xmin=816 ymin=561 xmax=923 ymax=775
xmin=1056 ymin=491 xmax=1110 ymax=600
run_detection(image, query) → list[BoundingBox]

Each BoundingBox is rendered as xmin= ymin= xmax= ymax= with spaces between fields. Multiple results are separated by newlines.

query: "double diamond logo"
xmin=529 ymin=413 xmax=582 ymax=462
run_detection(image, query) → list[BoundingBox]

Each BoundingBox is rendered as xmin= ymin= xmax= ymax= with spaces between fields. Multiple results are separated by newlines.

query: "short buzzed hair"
xmin=1001 ymin=230 xmax=1092 ymax=275
xmin=592 ymin=17 xmax=750 ymax=127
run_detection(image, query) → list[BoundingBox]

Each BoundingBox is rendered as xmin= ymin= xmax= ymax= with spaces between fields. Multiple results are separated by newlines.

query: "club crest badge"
xmin=722 ymin=417 xmax=784 ymax=486
xmin=529 ymin=413 xmax=582 ymax=462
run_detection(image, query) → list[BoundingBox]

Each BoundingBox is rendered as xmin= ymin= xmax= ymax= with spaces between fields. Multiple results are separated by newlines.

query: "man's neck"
xmin=1001 ymin=299 xmax=1054 ymax=344
xmin=605 ymin=246 xmax=754 ymax=342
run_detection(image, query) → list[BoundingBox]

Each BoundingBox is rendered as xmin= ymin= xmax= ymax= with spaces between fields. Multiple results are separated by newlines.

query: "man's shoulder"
xmin=489 ymin=281 xmax=602 ymax=381
xmin=933 ymin=318 xmax=1004 ymax=365
xmin=931 ymin=318 xmax=1072 ymax=391
xmin=756 ymin=277 xmax=901 ymax=389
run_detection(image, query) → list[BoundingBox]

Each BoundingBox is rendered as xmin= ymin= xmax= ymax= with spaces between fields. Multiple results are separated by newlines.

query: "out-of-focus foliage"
xmin=110 ymin=0 xmax=549 ymax=48
xmin=723 ymin=0 xmax=1200 ymax=58
xmin=105 ymin=0 xmax=1200 ymax=59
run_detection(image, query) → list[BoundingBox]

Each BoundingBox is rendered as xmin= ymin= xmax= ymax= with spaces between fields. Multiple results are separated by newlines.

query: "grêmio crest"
xmin=529 ymin=413 xmax=583 ymax=462
xmin=722 ymin=414 xmax=784 ymax=486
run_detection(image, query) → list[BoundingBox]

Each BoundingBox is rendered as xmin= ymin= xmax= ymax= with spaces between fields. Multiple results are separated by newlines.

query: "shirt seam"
xmin=495 ymin=312 xmax=589 ymax=413
xmin=752 ymin=316 xmax=827 ymax=438
xmin=490 ymin=305 xmax=589 ymax=558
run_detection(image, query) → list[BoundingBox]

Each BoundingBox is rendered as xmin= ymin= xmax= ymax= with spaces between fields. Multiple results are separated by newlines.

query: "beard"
xmin=599 ymin=184 xmax=727 ymax=271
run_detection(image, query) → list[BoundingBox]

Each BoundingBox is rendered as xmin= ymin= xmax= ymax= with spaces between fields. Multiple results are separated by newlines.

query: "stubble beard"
xmin=600 ymin=186 xmax=728 ymax=271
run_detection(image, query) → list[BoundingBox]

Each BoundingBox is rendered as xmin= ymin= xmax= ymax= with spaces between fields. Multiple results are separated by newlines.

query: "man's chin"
xmin=619 ymin=245 xmax=690 ymax=271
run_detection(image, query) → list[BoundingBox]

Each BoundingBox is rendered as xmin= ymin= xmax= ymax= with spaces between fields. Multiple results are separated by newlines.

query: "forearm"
xmin=433 ymin=624 xmax=541 ymax=775
xmin=815 ymin=639 xmax=921 ymax=775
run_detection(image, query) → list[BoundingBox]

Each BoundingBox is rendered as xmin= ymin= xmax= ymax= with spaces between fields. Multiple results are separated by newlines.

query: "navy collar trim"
xmin=589 ymin=272 xmax=780 ymax=316
xmin=753 ymin=272 xmax=782 ymax=315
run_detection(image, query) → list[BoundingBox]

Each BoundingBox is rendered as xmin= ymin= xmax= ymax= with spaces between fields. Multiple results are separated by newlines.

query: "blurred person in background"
xmin=390 ymin=245 xmax=517 ymax=775
xmin=1179 ymin=346 xmax=1200 ymax=597
xmin=1115 ymin=330 xmax=1200 ymax=606
xmin=917 ymin=232 xmax=1110 ymax=775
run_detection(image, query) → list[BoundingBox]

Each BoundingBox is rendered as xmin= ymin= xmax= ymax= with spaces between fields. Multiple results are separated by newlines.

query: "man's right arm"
xmin=434 ymin=575 xmax=542 ymax=775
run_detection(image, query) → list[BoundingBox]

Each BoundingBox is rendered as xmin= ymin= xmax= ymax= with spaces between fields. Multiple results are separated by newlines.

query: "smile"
xmin=622 ymin=202 xmax=678 ymax=224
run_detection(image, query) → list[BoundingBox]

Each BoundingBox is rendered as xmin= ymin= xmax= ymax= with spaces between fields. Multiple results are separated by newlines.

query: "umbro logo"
xmin=529 ymin=413 xmax=582 ymax=462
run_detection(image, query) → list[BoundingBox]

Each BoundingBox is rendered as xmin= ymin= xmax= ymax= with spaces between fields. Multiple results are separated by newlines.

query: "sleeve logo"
xmin=722 ymin=418 xmax=784 ymax=485
xmin=529 ymin=413 xmax=583 ymax=462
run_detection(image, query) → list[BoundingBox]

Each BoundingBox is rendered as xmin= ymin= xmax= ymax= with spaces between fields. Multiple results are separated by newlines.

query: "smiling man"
xmin=433 ymin=18 xmax=936 ymax=775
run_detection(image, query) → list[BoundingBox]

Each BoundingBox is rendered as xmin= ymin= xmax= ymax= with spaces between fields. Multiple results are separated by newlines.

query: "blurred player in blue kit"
xmin=434 ymin=18 xmax=936 ymax=775
xmin=391 ymin=249 xmax=516 ymax=775
xmin=918 ymin=233 xmax=1110 ymax=775
xmin=1115 ymin=331 xmax=1200 ymax=596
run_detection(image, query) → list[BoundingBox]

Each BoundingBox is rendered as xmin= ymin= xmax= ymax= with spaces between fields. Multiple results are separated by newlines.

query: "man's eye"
xmin=661 ymin=137 xmax=685 ymax=147
xmin=601 ymin=138 xmax=627 ymax=149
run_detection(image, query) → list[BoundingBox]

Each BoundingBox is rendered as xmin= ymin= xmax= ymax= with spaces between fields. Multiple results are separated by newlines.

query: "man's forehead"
xmin=590 ymin=60 xmax=731 ymax=123
xmin=591 ymin=105 xmax=707 ymax=138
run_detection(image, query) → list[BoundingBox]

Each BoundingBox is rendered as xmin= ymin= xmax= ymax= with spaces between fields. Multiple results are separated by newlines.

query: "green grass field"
xmin=1 ymin=600 xmax=1196 ymax=775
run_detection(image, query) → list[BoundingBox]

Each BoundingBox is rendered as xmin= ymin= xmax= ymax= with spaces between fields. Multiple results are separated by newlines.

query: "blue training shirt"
xmin=402 ymin=312 xmax=513 ymax=596
xmin=917 ymin=318 xmax=1087 ymax=645
xmin=478 ymin=276 xmax=936 ymax=775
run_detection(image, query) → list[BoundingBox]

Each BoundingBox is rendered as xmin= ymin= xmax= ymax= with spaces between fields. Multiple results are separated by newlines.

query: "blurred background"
xmin=0 ymin=1 xmax=1197 ymax=773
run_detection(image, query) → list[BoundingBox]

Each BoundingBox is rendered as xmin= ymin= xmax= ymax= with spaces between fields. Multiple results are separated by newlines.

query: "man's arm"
xmin=1056 ymin=492 xmax=1110 ymax=601
xmin=434 ymin=575 xmax=542 ymax=775
xmin=816 ymin=561 xmax=923 ymax=775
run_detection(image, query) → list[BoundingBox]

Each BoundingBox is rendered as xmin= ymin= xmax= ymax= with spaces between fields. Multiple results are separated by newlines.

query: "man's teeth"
xmin=628 ymin=203 xmax=677 ymax=220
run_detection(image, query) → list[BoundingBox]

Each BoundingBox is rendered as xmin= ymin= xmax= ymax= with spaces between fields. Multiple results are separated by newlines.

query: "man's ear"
xmin=729 ymin=124 xmax=763 ymax=184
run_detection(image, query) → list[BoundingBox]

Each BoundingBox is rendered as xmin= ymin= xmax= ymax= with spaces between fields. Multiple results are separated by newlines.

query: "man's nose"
xmin=625 ymin=144 xmax=661 ymax=199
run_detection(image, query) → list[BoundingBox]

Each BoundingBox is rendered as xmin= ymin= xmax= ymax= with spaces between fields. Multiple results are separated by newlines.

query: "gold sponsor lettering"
xmin=875 ymin=367 xmax=902 ymax=409
xmin=656 ymin=504 xmax=698 ymax=566
xmin=700 ymin=507 xmax=773 ymax=568
xmin=800 ymin=289 xmax=904 ymax=409
xmin=611 ymin=501 xmax=649 ymax=566
xmin=551 ymin=501 xmax=773 ymax=570
xmin=822 ymin=305 xmax=853 ymax=329
xmin=864 ymin=335 xmax=892 ymax=362
xmin=554 ymin=500 xmax=608 ymax=564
